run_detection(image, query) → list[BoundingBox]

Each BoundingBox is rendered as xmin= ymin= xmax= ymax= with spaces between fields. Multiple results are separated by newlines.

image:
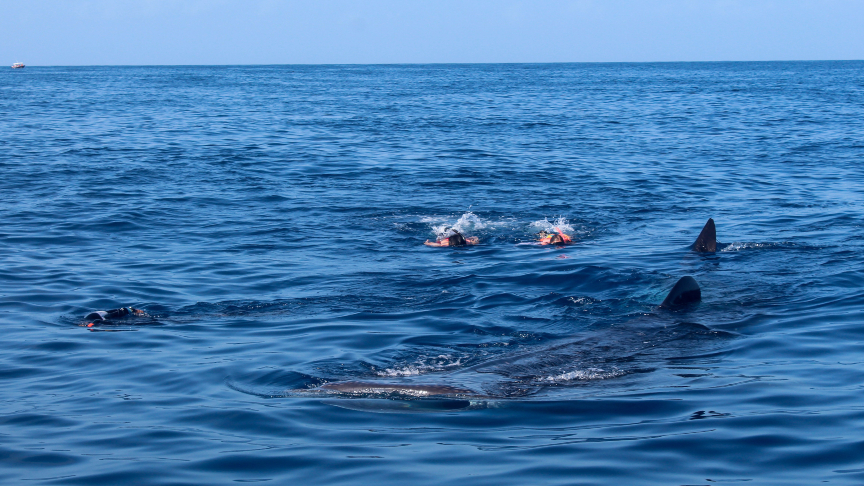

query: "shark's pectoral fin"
xmin=660 ymin=276 xmax=701 ymax=308
xmin=692 ymin=218 xmax=717 ymax=252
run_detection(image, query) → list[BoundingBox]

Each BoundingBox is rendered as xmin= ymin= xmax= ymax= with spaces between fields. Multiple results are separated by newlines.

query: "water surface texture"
xmin=2 ymin=62 xmax=864 ymax=485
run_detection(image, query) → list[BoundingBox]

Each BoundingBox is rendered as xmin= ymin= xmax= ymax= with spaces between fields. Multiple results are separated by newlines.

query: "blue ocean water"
xmin=2 ymin=62 xmax=864 ymax=485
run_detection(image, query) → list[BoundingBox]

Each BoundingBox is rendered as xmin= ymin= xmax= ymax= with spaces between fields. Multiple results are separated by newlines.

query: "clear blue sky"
xmin=2 ymin=0 xmax=862 ymax=65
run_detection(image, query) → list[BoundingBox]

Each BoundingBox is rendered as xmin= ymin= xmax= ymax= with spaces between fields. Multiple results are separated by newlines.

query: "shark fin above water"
xmin=660 ymin=276 xmax=701 ymax=308
xmin=692 ymin=218 xmax=717 ymax=252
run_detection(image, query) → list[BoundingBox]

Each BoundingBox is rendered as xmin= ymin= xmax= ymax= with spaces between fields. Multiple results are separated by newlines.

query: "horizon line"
xmin=8 ymin=59 xmax=864 ymax=68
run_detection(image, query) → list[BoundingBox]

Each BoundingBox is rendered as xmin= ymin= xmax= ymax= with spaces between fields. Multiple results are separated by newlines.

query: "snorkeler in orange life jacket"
xmin=537 ymin=227 xmax=572 ymax=245
xmin=424 ymin=229 xmax=480 ymax=247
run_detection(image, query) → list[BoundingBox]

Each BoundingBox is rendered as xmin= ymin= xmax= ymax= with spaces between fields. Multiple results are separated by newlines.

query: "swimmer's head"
xmin=448 ymin=232 xmax=467 ymax=247
xmin=549 ymin=234 xmax=565 ymax=245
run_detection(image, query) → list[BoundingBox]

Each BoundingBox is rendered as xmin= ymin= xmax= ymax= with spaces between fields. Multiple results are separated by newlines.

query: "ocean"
xmin=2 ymin=62 xmax=864 ymax=484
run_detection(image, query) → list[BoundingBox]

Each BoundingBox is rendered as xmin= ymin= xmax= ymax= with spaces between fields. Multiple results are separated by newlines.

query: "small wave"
xmin=542 ymin=367 xmax=625 ymax=382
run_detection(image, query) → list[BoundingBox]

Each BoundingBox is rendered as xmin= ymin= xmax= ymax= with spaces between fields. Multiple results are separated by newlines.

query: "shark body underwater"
xmin=288 ymin=219 xmax=721 ymax=404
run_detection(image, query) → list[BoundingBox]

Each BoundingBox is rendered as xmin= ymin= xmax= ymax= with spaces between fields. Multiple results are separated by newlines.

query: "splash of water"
xmin=376 ymin=354 xmax=465 ymax=377
xmin=430 ymin=212 xmax=488 ymax=238
xmin=720 ymin=241 xmax=785 ymax=252
xmin=542 ymin=367 xmax=625 ymax=382
xmin=530 ymin=216 xmax=575 ymax=234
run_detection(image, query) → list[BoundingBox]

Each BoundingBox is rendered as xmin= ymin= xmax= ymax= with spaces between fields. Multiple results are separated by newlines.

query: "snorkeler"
xmin=84 ymin=307 xmax=144 ymax=322
xmin=424 ymin=229 xmax=479 ymax=247
xmin=536 ymin=227 xmax=572 ymax=245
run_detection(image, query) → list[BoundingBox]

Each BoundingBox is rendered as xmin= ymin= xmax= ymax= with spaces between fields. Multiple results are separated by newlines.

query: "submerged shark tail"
xmin=692 ymin=218 xmax=717 ymax=252
xmin=660 ymin=276 xmax=701 ymax=308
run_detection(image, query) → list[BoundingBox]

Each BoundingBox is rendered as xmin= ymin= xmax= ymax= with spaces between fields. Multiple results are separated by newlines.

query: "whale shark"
xmin=300 ymin=275 xmax=706 ymax=400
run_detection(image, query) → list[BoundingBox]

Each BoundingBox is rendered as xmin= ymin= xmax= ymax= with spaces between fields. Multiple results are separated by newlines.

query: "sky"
xmin=2 ymin=0 xmax=863 ymax=65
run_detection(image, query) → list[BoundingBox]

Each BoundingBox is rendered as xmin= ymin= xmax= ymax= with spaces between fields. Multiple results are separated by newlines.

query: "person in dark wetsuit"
xmin=85 ymin=307 xmax=144 ymax=322
xmin=424 ymin=229 xmax=479 ymax=247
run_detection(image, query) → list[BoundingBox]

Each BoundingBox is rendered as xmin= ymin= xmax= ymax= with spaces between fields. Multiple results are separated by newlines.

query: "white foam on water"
xmin=376 ymin=354 xmax=464 ymax=377
xmin=429 ymin=212 xmax=488 ymax=238
xmin=720 ymin=241 xmax=779 ymax=252
xmin=542 ymin=367 xmax=625 ymax=382
xmin=530 ymin=216 xmax=576 ymax=234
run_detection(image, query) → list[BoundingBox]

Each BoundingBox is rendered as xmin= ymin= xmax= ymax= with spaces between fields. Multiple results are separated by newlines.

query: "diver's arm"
xmin=103 ymin=307 xmax=131 ymax=319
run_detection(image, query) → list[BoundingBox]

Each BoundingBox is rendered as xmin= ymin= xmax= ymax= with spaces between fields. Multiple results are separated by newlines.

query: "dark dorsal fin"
xmin=692 ymin=218 xmax=716 ymax=252
xmin=660 ymin=276 xmax=701 ymax=308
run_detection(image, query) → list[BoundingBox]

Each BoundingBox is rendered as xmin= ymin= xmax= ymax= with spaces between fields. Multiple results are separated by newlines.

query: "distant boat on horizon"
xmin=11 ymin=62 xmax=25 ymax=69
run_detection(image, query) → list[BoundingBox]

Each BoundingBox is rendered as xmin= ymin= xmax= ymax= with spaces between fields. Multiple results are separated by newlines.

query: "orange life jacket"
xmin=555 ymin=227 xmax=572 ymax=243
xmin=540 ymin=228 xmax=571 ymax=244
